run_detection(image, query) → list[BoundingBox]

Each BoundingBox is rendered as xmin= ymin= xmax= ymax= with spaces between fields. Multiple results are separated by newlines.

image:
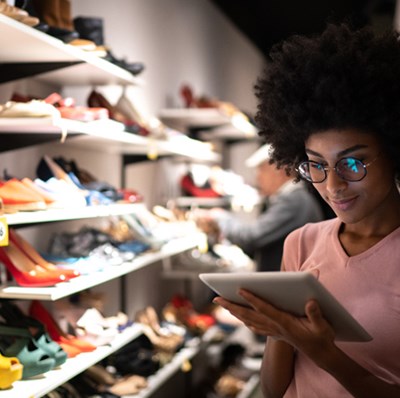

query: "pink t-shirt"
xmin=281 ymin=218 xmax=400 ymax=397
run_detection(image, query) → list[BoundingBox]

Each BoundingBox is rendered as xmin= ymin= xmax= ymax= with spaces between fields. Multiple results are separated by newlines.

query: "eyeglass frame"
xmin=296 ymin=154 xmax=380 ymax=183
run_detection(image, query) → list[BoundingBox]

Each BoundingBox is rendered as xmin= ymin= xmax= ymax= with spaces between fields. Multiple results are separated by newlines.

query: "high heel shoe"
xmin=29 ymin=300 xmax=97 ymax=357
xmin=135 ymin=307 xmax=183 ymax=353
xmin=9 ymin=228 xmax=80 ymax=279
xmin=0 ymin=242 xmax=68 ymax=287
xmin=0 ymin=353 xmax=23 ymax=389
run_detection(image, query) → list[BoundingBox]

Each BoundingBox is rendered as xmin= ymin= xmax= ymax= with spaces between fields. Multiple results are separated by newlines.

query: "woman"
xmin=213 ymin=24 xmax=400 ymax=397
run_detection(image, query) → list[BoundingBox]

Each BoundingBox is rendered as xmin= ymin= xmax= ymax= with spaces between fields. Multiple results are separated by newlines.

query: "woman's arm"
xmin=261 ymin=338 xmax=295 ymax=398
xmin=213 ymin=292 xmax=400 ymax=398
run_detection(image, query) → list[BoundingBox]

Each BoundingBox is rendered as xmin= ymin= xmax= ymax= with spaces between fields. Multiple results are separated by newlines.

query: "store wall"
xmin=69 ymin=0 xmax=265 ymax=114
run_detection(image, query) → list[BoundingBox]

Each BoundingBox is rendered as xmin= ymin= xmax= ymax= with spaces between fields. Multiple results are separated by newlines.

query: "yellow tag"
xmin=147 ymin=138 xmax=159 ymax=160
xmin=181 ymin=359 xmax=192 ymax=373
xmin=0 ymin=217 xmax=8 ymax=246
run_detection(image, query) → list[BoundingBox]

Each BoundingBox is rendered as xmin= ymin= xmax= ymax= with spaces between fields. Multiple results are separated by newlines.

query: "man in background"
xmin=196 ymin=144 xmax=324 ymax=271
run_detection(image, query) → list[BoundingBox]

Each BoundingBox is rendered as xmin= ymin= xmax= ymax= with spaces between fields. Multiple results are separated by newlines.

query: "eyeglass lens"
xmin=299 ymin=158 xmax=366 ymax=182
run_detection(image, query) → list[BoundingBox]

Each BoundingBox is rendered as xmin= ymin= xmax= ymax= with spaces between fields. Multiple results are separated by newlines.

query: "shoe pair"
xmin=0 ymin=229 xmax=80 ymax=287
xmin=0 ymin=323 xmax=60 ymax=379
xmin=0 ymin=178 xmax=48 ymax=212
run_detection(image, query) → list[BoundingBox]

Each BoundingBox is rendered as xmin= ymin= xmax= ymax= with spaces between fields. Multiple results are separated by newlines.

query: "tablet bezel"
xmin=199 ymin=271 xmax=372 ymax=342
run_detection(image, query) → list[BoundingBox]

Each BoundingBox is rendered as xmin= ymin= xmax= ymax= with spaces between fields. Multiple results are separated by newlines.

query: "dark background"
xmin=210 ymin=0 xmax=397 ymax=59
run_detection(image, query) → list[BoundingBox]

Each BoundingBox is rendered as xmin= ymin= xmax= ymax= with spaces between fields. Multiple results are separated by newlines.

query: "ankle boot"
xmin=58 ymin=0 xmax=73 ymax=30
xmin=74 ymin=16 xmax=105 ymax=46
xmin=32 ymin=0 xmax=78 ymax=42
xmin=32 ymin=0 xmax=59 ymax=27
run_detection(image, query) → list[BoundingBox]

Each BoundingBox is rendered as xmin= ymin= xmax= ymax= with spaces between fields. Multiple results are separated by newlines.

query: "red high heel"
xmin=8 ymin=228 xmax=80 ymax=280
xmin=0 ymin=242 xmax=67 ymax=287
xmin=29 ymin=300 xmax=97 ymax=356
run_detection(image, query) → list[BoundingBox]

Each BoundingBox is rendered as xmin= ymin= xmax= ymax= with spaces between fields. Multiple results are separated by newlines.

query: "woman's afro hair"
xmin=254 ymin=23 xmax=400 ymax=176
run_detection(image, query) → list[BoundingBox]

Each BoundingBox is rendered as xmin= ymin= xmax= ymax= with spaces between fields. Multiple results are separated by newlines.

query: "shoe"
xmin=9 ymin=228 xmax=80 ymax=279
xmin=108 ymin=374 xmax=148 ymax=396
xmin=32 ymin=0 xmax=79 ymax=42
xmin=0 ymin=99 xmax=60 ymax=119
xmin=29 ymin=301 xmax=97 ymax=356
xmin=0 ymin=241 xmax=68 ymax=287
xmin=33 ymin=177 xmax=87 ymax=209
xmin=104 ymin=50 xmax=145 ymax=76
xmin=20 ymin=177 xmax=56 ymax=207
xmin=0 ymin=1 xmax=39 ymax=27
xmin=135 ymin=307 xmax=184 ymax=352
xmin=0 ymin=353 xmax=23 ymax=389
xmin=163 ymin=295 xmax=215 ymax=335
xmin=0 ymin=178 xmax=47 ymax=213
xmin=0 ymin=324 xmax=55 ymax=379
xmin=44 ymin=92 xmax=110 ymax=122
xmin=0 ymin=301 xmax=67 ymax=368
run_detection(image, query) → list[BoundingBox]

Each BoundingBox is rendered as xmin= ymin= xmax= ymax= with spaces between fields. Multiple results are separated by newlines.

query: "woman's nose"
xmin=324 ymin=168 xmax=348 ymax=194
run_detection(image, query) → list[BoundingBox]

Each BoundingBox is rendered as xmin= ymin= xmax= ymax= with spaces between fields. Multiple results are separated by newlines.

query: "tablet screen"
xmin=199 ymin=271 xmax=372 ymax=342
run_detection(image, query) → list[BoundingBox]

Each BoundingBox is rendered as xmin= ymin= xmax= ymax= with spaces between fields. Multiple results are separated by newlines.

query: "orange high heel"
xmin=8 ymin=228 xmax=80 ymax=279
xmin=29 ymin=300 xmax=97 ymax=357
xmin=0 ymin=241 xmax=68 ymax=287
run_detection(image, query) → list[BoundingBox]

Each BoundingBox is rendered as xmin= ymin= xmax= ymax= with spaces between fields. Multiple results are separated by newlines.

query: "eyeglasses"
xmin=296 ymin=155 xmax=380 ymax=183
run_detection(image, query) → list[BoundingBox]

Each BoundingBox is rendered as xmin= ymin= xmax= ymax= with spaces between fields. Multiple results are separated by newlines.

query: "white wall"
xmin=69 ymin=0 xmax=264 ymax=114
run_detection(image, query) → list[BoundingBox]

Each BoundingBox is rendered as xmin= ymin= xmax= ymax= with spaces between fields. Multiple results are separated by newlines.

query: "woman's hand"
xmin=213 ymin=289 xmax=336 ymax=362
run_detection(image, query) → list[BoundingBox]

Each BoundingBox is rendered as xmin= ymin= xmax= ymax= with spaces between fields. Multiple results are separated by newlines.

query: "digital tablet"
xmin=199 ymin=272 xmax=372 ymax=342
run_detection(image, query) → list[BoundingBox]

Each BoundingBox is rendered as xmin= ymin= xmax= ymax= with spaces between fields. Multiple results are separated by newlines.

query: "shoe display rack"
xmin=0 ymin=13 xmax=220 ymax=162
xmin=159 ymin=108 xmax=259 ymax=141
xmin=0 ymin=12 xmax=261 ymax=398
xmin=0 ymin=12 xmax=227 ymax=398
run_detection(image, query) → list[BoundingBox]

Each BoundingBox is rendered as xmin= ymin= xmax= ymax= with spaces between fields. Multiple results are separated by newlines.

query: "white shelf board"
xmin=173 ymin=196 xmax=230 ymax=208
xmin=237 ymin=374 xmax=260 ymax=398
xmin=0 ymin=118 xmax=220 ymax=161
xmin=159 ymin=108 xmax=231 ymax=129
xmin=0 ymin=324 xmax=143 ymax=398
xmin=6 ymin=203 xmax=143 ymax=226
xmin=133 ymin=344 xmax=200 ymax=398
xmin=199 ymin=123 xmax=259 ymax=141
xmin=0 ymin=14 xmax=142 ymax=86
xmin=0 ymin=234 xmax=201 ymax=300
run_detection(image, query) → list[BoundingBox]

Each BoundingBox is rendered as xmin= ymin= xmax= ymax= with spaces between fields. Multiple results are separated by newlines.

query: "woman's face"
xmin=305 ymin=129 xmax=399 ymax=226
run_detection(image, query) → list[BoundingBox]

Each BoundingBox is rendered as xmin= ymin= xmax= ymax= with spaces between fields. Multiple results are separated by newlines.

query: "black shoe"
xmin=104 ymin=50 xmax=145 ymax=76
xmin=46 ymin=26 xmax=79 ymax=43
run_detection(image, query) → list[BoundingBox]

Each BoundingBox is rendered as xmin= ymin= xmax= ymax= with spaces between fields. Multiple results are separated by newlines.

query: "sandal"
xmin=0 ymin=324 xmax=55 ymax=379
xmin=0 ymin=300 xmax=67 ymax=368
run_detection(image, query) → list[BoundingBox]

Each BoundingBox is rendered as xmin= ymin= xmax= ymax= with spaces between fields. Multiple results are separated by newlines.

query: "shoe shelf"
xmin=0 ymin=14 xmax=143 ymax=86
xmin=159 ymin=108 xmax=258 ymax=139
xmin=172 ymin=196 xmax=231 ymax=208
xmin=5 ymin=203 xmax=144 ymax=226
xmin=0 ymin=233 xmax=203 ymax=301
xmin=0 ymin=323 xmax=143 ymax=398
xmin=199 ymin=123 xmax=259 ymax=141
xmin=237 ymin=374 xmax=261 ymax=398
xmin=66 ymin=125 xmax=221 ymax=162
xmin=135 ymin=343 xmax=199 ymax=398
xmin=159 ymin=108 xmax=231 ymax=129
xmin=0 ymin=118 xmax=220 ymax=161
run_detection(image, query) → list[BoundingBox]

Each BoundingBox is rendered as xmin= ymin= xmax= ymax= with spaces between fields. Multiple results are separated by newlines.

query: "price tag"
xmin=0 ymin=216 xmax=9 ymax=246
